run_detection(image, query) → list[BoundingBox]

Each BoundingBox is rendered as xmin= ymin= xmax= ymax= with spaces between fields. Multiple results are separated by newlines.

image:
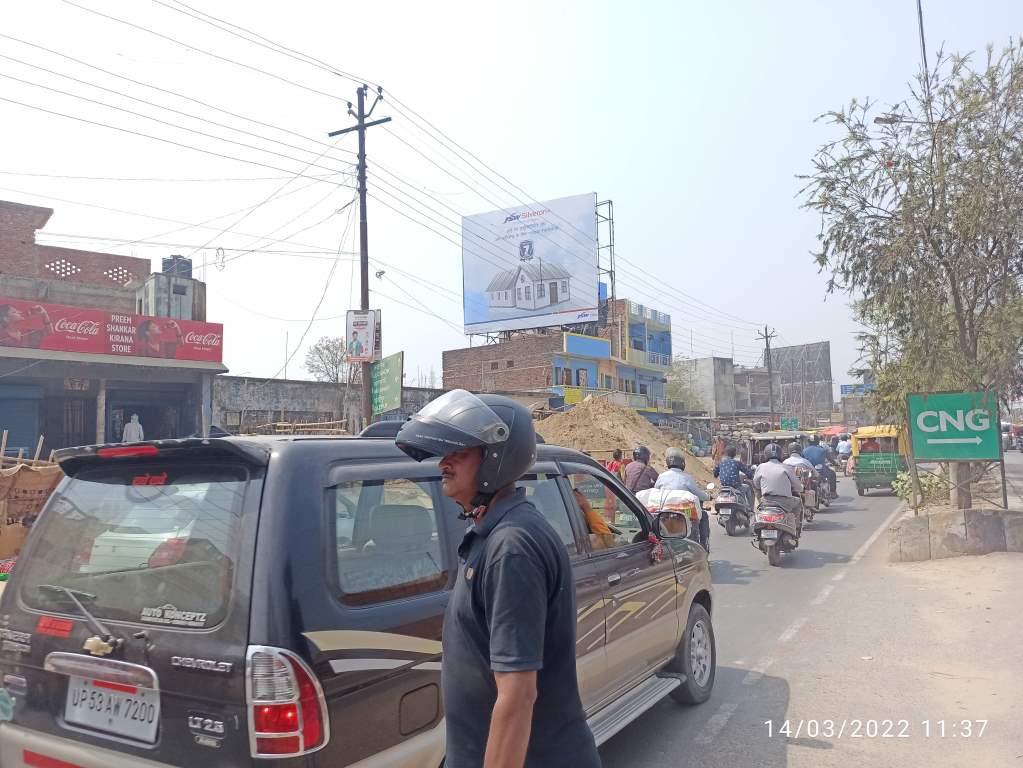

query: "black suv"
xmin=0 ymin=435 xmax=714 ymax=767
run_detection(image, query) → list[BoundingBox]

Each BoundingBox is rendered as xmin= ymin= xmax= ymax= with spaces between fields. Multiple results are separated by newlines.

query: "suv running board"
xmin=588 ymin=674 xmax=682 ymax=746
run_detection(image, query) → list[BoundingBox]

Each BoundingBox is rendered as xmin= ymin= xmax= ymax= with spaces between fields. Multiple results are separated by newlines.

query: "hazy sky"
xmin=3 ymin=0 xmax=1021 ymax=391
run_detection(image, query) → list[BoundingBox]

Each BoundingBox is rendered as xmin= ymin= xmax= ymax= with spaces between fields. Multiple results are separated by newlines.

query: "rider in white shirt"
xmin=782 ymin=442 xmax=815 ymax=474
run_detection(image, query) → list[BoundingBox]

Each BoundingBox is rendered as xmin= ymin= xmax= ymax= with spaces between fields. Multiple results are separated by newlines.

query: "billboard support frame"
xmin=597 ymin=198 xmax=616 ymax=331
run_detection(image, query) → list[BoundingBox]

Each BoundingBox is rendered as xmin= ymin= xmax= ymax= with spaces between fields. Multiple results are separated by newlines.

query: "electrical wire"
xmin=0 ymin=95 xmax=353 ymax=183
xmin=0 ymin=170 xmax=337 ymax=183
xmin=0 ymin=32 xmax=356 ymax=160
xmin=0 ymin=69 xmax=354 ymax=178
xmin=260 ymin=196 xmax=357 ymax=382
xmin=58 ymin=0 xmax=342 ymax=102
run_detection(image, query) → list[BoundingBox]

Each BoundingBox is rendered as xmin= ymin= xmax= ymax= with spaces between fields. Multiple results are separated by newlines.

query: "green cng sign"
xmin=907 ymin=391 xmax=1000 ymax=461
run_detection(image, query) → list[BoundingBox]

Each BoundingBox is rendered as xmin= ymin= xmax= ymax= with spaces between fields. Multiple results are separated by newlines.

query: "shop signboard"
xmin=0 ymin=297 xmax=222 ymax=362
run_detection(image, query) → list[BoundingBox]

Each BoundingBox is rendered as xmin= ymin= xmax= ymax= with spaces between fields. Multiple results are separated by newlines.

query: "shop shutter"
xmin=0 ymin=385 xmax=43 ymax=456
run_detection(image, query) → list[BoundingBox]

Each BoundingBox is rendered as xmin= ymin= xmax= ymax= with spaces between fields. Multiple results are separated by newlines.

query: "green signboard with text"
xmin=371 ymin=351 xmax=404 ymax=415
xmin=780 ymin=417 xmax=799 ymax=430
xmin=906 ymin=390 xmax=1000 ymax=461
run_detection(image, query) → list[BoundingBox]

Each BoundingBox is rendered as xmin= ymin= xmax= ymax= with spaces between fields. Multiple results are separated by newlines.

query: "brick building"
xmin=0 ymin=200 xmax=226 ymax=455
xmin=442 ymin=298 xmax=676 ymax=421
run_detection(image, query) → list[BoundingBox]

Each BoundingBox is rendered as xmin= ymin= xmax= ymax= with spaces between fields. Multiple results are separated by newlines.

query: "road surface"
xmin=599 ymin=472 xmax=905 ymax=767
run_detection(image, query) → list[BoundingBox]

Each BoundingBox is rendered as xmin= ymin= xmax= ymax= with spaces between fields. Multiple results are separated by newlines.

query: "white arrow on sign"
xmin=926 ymin=437 xmax=982 ymax=445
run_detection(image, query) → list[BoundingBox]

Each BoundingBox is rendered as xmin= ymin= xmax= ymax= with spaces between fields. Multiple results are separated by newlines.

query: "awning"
xmin=0 ymin=345 xmax=228 ymax=373
xmin=818 ymin=425 xmax=845 ymax=436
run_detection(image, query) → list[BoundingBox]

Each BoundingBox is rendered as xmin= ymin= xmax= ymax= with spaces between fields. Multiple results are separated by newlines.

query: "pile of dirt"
xmin=535 ymin=397 xmax=715 ymax=486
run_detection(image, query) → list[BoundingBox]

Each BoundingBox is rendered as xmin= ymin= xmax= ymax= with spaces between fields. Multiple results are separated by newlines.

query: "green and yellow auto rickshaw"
xmin=851 ymin=425 xmax=908 ymax=496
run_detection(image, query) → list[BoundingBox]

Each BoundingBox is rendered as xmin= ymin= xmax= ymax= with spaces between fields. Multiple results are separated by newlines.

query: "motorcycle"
xmin=751 ymin=496 xmax=802 ymax=567
xmin=707 ymin=481 xmax=751 ymax=536
xmin=815 ymin=463 xmax=837 ymax=506
xmin=636 ymin=487 xmax=703 ymax=548
xmin=793 ymin=465 xmax=819 ymax=522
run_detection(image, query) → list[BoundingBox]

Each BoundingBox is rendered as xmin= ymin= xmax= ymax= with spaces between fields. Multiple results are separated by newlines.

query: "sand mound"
xmin=535 ymin=397 xmax=715 ymax=485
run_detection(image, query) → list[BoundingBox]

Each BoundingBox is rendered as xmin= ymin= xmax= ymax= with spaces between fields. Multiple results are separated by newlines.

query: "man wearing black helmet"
xmin=752 ymin=442 xmax=802 ymax=518
xmin=623 ymin=444 xmax=658 ymax=492
xmin=396 ymin=390 xmax=600 ymax=768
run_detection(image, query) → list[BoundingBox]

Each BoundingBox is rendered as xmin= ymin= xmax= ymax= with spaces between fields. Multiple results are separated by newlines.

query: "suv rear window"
xmin=17 ymin=462 xmax=251 ymax=629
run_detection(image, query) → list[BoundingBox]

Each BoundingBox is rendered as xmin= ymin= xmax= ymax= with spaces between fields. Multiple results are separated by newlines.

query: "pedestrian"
xmin=605 ymin=448 xmax=625 ymax=480
xmin=396 ymin=390 xmax=600 ymax=768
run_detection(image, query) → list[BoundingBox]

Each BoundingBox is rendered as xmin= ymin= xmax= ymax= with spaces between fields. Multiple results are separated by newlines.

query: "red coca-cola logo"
xmin=184 ymin=332 xmax=221 ymax=346
xmin=54 ymin=318 xmax=101 ymax=336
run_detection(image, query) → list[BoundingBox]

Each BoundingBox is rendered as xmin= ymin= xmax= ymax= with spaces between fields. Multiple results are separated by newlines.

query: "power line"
xmin=0 ymin=95 xmax=355 ymax=182
xmin=0 ymin=32 xmax=356 ymax=160
xmin=0 ymin=68 xmax=355 ymax=178
xmin=0 ymin=170 xmax=337 ymax=183
xmin=59 ymin=0 xmax=343 ymax=102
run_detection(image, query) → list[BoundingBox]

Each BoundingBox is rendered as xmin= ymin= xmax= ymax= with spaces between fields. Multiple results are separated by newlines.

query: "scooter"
xmin=751 ymin=496 xmax=803 ymax=567
xmin=815 ymin=463 xmax=838 ymax=506
xmin=707 ymin=481 xmax=751 ymax=536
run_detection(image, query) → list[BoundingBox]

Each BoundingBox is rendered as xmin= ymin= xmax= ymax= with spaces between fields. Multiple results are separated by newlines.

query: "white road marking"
xmin=849 ymin=502 xmax=907 ymax=565
xmin=811 ymin=584 xmax=834 ymax=606
xmin=778 ymin=616 xmax=807 ymax=643
xmin=694 ymin=701 xmax=738 ymax=745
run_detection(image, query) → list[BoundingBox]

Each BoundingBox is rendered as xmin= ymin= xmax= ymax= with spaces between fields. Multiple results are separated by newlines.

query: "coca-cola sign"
xmin=54 ymin=318 xmax=101 ymax=336
xmin=0 ymin=297 xmax=223 ymax=362
xmin=184 ymin=332 xmax=222 ymax=347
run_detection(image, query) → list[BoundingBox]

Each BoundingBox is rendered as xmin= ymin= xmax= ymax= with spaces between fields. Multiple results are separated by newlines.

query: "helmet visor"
xmin=396 ymin=389 xmax=509 ymax=461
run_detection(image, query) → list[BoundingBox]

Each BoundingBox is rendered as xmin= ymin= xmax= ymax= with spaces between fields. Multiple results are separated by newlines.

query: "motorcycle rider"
xmin=837 ymin=433 xmax=853 ymax=474
xmin=623 ymin=444 xmax=659 ymax=492
xmin=803 ymin=435 xmax=838 ymax=498
xmin=655 ymin=447 xmax=711 ymax=551
xmin=783 ymin=442 xmax=816 ymax=473
xmin=752 ymin=443 xmax=803 ymax=521
xmin=713 ymin=445 xmax=755 ymax=510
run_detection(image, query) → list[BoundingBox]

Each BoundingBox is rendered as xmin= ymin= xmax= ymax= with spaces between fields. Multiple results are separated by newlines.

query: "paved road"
xmin=599 ymin=473 xmax=904 ymax=767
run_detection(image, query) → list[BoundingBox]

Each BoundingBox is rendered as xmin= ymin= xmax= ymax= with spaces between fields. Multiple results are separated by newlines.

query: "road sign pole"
xmin=997 ymin=399 xmax=1009 ymax=510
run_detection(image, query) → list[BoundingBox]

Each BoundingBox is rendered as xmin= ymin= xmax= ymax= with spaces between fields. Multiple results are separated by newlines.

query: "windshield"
xmin=17 ymin=462 xmax=253 ymax=629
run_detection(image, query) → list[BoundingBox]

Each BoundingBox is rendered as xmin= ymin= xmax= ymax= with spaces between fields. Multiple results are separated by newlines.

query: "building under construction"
xmin=767 ymin=341 xmax=834 ymax=428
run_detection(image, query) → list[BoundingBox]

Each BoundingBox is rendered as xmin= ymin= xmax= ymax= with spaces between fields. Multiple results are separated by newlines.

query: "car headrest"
xmin=369 ymin=504 xmax=434 ymax=552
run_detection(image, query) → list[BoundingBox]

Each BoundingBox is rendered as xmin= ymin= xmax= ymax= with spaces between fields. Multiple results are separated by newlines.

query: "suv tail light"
xmin=246 ymin=646 xmax=329 ymax=758
xmin=148 ymin=537 xmax=187 ymax=568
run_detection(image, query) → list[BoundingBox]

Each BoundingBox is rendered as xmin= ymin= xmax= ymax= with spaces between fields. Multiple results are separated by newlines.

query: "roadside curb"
xmin=888 ymin=505 xmax=1023 ymax=562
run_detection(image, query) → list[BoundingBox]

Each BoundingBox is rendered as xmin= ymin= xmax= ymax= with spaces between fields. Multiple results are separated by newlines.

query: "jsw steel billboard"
xmin=461 ymin=193 xmax=599 ymax=334
xmin=0 ymin=297 xmax=223 ymax=362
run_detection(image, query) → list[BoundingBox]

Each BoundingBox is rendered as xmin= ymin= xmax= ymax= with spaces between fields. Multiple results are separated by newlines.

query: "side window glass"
xmin=518 ymin=474 xmax=577 ymax=555
xmin=569 ymin=472 xmax=646 ymax=551
xmin=331 ymin=478 xmax=447 ymax=606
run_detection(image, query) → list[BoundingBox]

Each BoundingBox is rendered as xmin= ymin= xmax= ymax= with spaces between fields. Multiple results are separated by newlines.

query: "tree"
xmin=802 ymin=43 xmax=1023 ymax=506
xmin=304 ymin=336 xmax=360 ymax=431
xmin=304 ymin=336 xmax=355 ymax=384
xmin=665 ymin=355 xmax=705 ymax=411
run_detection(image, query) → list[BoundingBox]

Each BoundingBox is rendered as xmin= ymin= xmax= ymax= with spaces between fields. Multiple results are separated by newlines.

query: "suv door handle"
xmin=606 ymin=573 xmax=621 ymax=585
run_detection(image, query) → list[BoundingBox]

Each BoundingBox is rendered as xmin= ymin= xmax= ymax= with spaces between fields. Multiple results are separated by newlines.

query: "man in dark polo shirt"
xmin=396 ymin=390 xmax=600 ymax=768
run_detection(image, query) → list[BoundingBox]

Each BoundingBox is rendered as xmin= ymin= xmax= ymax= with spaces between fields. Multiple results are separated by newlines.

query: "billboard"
xmin=0 ymin=297 xmax=222 ymax=362
xmin=461 ymin=194 xmax=598 ymax=334
xmin=346 ymin=309 xmax=380 ymax=363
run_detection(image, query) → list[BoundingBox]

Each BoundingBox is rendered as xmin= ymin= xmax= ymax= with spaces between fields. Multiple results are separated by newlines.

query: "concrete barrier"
xmin=889 ymin=508 xmax=1023 ymax=562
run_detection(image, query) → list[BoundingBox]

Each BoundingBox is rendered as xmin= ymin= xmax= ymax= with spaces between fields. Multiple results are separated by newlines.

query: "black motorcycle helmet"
xmin=633 ymin=444 xmax=651 ymax=463
xmin=665 ymin=447 xmax=686 ymax=470
xmin=395 ymin=389 xmax=536 ymax=505
xmin=763 ymin=443 xmax=783 ymax=461
xmin=810 ymin=434 xmax=821 ymax=445
xmin=788 ymin=442 xmax=803 ymax=456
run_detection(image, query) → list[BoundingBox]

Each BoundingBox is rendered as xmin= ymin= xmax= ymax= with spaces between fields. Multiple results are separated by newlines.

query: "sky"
xmin=3 ymin=0 xmax=1022 ymax=393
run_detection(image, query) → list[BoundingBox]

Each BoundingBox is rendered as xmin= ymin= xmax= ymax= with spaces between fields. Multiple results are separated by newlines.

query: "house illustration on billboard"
xmin=486 ymin=240 xmax=572 ymax=311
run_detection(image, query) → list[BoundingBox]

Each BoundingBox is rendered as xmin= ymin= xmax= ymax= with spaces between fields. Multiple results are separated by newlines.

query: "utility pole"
xmin=329 ymin=85 xmax=391 ymax=427
xmin=757 ymin=325 xmax=777 ymax=424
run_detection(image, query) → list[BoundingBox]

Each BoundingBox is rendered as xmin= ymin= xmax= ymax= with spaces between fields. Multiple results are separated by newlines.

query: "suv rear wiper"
xmin=38 ymin=584 xmax=123 ymax=655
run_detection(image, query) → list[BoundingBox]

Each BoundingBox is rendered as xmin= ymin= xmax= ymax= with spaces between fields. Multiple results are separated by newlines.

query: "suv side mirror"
xmin=654 ymin=511 xmax=690 ymax=540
